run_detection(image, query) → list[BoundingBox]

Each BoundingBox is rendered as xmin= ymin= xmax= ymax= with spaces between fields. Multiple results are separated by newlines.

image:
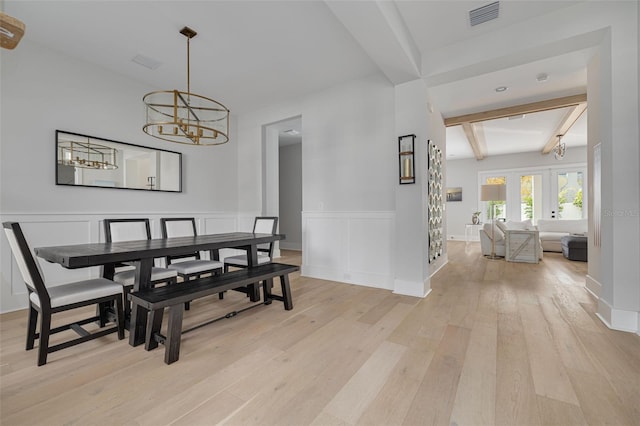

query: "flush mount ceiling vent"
xmin=469 ymin=1 xmax=500 ymax=27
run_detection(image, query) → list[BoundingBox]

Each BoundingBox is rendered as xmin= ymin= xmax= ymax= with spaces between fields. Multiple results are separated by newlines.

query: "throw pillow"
xmin=505 ymin=219 xmax=533 ymax=230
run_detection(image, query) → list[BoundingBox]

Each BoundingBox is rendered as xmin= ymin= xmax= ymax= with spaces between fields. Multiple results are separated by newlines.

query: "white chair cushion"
xmin=167 ymin=259 xmax=223 ymax=275
xmin=30 ymin=278 xmax=122 ymax=309
xmin=224 ymin=254 xmax=271 ymax=267
xmin=113 ymin=267 xmax=178 ymax=286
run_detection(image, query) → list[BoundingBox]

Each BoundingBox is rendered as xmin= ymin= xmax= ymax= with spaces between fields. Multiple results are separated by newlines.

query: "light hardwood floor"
xmin=1 ymin=243 xmax=639 ymax=425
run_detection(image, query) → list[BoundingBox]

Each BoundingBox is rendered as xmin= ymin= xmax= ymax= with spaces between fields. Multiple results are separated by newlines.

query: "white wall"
xmin=430 ymin=1 xmax=639 ymax=333
xmin=279 ymin=143 xmax=302 ymax=251
xmin=393 ymin=79 xmax=447 ymax=297
xmin=0 ymin=40 xmax=238 ymax=214
xmin=0 ymin=40 xmax=240 ymax=312
xmin=301 ymin=75 xmax=397 ymax=212
xmin=446 ymin=147 xmax=588 ymax=240
xmin=238 ymin=74 xmax=400 ymax=291
xmin=585 ymin=7 xmax=640 ymax=333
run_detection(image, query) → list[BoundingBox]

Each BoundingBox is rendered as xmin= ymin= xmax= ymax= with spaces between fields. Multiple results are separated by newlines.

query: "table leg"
xmin=247 ymin=244 xmax=260 ymax=302
xmin=97 ymin=263 xmax=117 ymax=326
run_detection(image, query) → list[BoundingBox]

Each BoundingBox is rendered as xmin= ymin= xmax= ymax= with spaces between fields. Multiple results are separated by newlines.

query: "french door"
xmin=480 ymin=165 xmax=586 ymax=224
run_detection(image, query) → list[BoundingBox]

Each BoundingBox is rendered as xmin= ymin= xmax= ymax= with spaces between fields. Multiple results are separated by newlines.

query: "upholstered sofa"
xmin=536 ymin=219 xmax=587 ymax=252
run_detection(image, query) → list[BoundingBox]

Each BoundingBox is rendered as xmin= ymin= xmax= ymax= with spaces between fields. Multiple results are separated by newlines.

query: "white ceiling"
xmin=4 ymin=0 xmax=592 ymax=158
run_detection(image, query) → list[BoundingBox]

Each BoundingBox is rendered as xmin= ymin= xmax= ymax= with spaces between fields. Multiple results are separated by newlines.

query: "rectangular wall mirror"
xmin=56 ymin=130 xmax=182 ymax=192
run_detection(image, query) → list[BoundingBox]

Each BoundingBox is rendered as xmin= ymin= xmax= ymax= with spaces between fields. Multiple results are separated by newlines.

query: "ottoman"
xmin=561 ymin=235 xmax=587 ymax=261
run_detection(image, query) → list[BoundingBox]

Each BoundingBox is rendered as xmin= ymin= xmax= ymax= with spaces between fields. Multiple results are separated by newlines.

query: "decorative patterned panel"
xmin=428 ymin=140 xmax=443 ymax=263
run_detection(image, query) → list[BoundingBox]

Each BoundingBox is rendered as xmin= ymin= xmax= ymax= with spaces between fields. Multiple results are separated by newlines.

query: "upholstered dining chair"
xmin=3 ymin=221 xmax=125 ymax=366
xmin=103 ymin=218 xmax=178 ymax=315
xmin=221 ymin=217 xmax=278 ymax=300
xmin=161 ymin=217 xmax=224 ymax=304
xmin=223 ymin=216 xmax=279 ymax=272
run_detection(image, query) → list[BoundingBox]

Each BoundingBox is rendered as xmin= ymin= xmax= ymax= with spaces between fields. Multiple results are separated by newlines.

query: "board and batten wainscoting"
xmin=3 ymin=210 xmax=441 ymax=312
xmin=302 ymin=211 xmax=395 ymax=291
xmin=0 ymin=212 xmax=258 ymax=313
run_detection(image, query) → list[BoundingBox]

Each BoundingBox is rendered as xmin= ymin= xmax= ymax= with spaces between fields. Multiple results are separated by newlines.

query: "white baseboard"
xmin=596 ymin=298 xmax=639 ymax=334
xmin=280 ymin=241 xmax=302 ymax=251
xmin=448 ymin=234 xmax=476 ymax=242
xmin=429 ymin=254 xmax=448 ymax=279
xmin=393 ymin=278 xmax=431 ymax=298
xmin=585 ymin=274 xmax=601 ymax=299
xmin=301 ymin=264 xmax=393 ymax=291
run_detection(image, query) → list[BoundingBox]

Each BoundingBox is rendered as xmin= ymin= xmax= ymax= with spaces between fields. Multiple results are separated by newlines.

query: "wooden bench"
xmin=128 ymin=262 xmax=299 ymax=364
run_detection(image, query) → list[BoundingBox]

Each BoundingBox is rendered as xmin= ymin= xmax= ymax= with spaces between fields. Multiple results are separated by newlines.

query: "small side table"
xmin=465 ymin=223 xmax=483 ymax=243
xmin=506 ymin=230 xmax=540 ymax=263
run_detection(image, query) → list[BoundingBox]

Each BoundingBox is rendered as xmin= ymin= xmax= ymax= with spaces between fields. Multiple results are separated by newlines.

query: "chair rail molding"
xmin=0 ymin=211 xmax=241 ymax=313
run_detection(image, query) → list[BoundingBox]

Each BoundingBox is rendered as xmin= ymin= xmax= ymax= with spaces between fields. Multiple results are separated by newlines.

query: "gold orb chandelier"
xmin=143 ymin=26 xmax=229 ymax=146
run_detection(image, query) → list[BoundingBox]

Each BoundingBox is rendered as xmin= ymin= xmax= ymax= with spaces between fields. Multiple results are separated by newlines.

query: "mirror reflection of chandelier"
xmin=143 ymin=26 xmax=230 ymax=146
xmin=57 ymin=139 xmax=118 ymax=170
xmin=554 ymin=134 xmax=566 ymax=160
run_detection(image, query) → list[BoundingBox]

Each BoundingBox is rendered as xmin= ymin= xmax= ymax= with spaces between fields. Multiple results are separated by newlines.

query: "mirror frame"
xmin=56 ymin=130 xmax=182 ymax=193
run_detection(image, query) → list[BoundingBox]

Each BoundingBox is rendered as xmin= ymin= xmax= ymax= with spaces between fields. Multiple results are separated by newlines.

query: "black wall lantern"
xmin=398 ymin=134 xmax=416 ymax=184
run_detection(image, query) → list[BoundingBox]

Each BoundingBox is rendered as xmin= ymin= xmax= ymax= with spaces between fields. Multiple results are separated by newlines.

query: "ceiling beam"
xmin=461 ymin=122 xmax=486 ymax=160
xmin=325 ymin=0 xmax=421 ymax=84
xmin=444 ymin=93 xmax=587 ymax=127
xmin=541 ymin=102 xmax=588 ymax=154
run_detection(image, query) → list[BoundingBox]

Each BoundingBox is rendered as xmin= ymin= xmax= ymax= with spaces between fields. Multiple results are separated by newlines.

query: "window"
xmin=479 ymin=165 xmax=587 ymax=222
xmin=557 ymin=171 xmax=584 ymax=219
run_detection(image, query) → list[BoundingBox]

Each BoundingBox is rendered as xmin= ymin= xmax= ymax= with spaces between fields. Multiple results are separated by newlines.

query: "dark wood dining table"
xmin=34 ymin=232 xmax=284 ymax=346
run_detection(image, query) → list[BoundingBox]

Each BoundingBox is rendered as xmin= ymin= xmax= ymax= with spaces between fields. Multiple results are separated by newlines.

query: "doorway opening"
xmin=262 ymin=115 xmax=303 ymax=258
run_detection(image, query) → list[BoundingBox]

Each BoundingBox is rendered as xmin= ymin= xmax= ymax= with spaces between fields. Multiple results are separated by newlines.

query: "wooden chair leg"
xmin=97 ymin=301 xmax=111 ymax=327
xmin=37 ymin=313 xmax=52 ymax=366
xmin=114 ymin=296 xmax=125 ymax=340
xmin=123 ymin=286 xmax=133 ymax=320
xmin=26 ymin=304 xmax=38 ymax=350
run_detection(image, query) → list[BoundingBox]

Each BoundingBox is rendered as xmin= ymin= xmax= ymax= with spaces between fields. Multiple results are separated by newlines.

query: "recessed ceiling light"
xmin=536 ymin=73 xmax=549 ymax=82
xmin=495 ymin=86 xmax=508 ymax=93
xmin=283 ymin=129 xmax=300 ymax=135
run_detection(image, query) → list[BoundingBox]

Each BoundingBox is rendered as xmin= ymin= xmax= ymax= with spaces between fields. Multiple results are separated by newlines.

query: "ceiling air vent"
xmin=132 ymin=54 xmax=162 ymax=70
xmin=469 ymin=1 xmax=500 ymax=27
